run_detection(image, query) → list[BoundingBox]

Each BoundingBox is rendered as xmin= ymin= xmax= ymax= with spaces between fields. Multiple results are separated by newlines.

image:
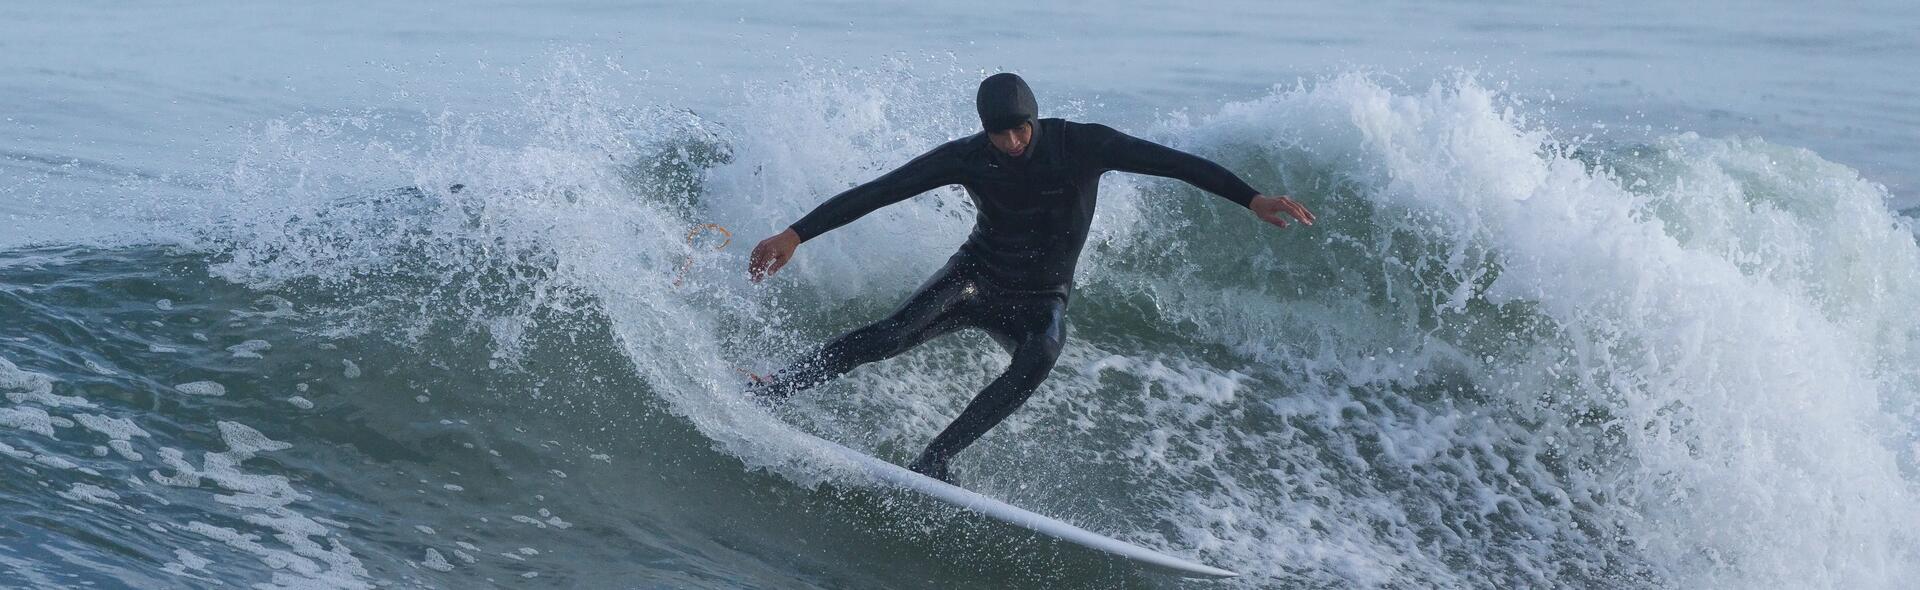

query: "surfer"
xmin=744 ymin=73 xmax=1314 ymax=483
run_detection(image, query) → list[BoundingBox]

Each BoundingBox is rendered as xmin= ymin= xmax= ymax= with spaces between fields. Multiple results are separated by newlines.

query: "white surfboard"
xmin=800 ymin=431 xmax=1239 ymax=579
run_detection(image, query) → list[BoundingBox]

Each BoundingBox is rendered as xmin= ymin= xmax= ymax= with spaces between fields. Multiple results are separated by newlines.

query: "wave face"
xmin=4 ymin=59 xmax=1918 ymax=589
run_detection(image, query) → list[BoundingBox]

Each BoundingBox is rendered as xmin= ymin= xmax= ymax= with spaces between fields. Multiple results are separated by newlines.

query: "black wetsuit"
xmin=751 ymin=117 xmax=1260 ymax=481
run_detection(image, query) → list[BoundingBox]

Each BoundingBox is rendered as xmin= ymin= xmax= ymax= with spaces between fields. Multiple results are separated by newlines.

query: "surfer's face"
xmin=988 ymin=122 xmax=1032 ymax=158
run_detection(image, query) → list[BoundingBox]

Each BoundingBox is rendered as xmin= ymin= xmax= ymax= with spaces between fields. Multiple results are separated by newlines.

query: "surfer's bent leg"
xmin=909 ymin=297 xmax=1066 ymax=482
xmin=747 ymin=259 xmax=977 ymax=401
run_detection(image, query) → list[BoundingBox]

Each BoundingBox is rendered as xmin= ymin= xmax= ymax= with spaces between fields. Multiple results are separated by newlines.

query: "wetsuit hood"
xmin=976 ymin=73 xmax=1038 ymax=133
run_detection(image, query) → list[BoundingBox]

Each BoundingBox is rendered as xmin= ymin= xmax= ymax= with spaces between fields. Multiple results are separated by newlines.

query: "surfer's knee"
xmin=1032 ymin=334 xmax=1064 ymax=364
xmin=1007 ymin=333 xmax=1064 ymax=386
xmin=862 ymin=319 xmax=923 ymax=354
xmin=826 ymin=319 xmax=931 ymax=370
xmin=1029 ymin=315 xmax=1066 ymax=361
xmin=1028 ymin=302 xmax=1067 ymax=362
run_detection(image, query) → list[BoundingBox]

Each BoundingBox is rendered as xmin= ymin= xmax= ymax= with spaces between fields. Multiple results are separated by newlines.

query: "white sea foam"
xmin=57 ymin=483 xmax=123 ymax=508
xmin=421 ymin=548 xmax=455 ymax=572
xmin=174 ymin=381 xmax=226 ymax=397
xmin=2 ymin=346 xmax=374 ymax=585
xmin=173 ymin=548 xmax=211 ymax=570
xmin=1 ymin=356 xmax=89 ymax=407
xmin=227 ymin=339 xmax=273 ymax=359
xmin=73 ymin=413 xmax=150 ymax=441
xmin=0 ymin=406 xmax=59 ymax=438
xmin=73 ymin=413 xmax=149 ymax=461
xmin=150 ymin=421 xmax=370 ymax=589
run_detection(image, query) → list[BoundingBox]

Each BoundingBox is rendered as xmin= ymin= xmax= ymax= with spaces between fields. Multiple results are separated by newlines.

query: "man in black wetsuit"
xmin=745 ymin=73 xmax=1314 ymax=483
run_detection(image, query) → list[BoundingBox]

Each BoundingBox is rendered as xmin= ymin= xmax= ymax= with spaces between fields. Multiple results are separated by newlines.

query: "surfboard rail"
xmin=805 ymin=434 xmax=1239 ymax=579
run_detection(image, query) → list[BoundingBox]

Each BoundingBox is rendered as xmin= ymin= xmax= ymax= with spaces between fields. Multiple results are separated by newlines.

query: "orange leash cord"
xmin=672 ymin=223 xmax=732 ymax=288
xmin=671 ymin=223 xmax=767 ymax=384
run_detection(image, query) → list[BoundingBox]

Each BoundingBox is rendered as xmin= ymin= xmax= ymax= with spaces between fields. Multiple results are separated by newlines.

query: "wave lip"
xmin=1164 ymin=73 xmax=1920 ymax=588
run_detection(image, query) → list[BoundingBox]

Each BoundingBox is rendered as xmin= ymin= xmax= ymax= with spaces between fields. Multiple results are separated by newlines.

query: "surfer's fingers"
xmin=766 ymin=251 xmax=791 ymax=276
xmin=749 ymin=245 xmax=783 ymax=278
xmin=1280 ymin=196 xmax=1314 ymax=225
xmin=748 ymin=245 xmax=775 ymax=280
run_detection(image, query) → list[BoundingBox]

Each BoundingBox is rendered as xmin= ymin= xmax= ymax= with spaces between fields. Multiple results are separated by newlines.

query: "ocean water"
xmin=4 ymin=1 xmax=1919 ymax=588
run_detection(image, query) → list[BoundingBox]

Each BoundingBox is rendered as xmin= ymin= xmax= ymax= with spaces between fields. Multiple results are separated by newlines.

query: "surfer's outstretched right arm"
xmin=748 ymin=142 xmax=961 ymax=282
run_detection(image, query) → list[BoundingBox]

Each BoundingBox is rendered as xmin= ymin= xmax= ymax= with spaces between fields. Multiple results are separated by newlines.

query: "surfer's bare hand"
xmin=749 ymin=228 xmax=801 ymax=282
xmin=1250 ymin=194 xmax=1314 ymax=228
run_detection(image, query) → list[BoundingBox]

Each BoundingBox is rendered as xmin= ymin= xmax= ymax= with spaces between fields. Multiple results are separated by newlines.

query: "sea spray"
xmin=119 ymin=56 xmax=1920 ymax=587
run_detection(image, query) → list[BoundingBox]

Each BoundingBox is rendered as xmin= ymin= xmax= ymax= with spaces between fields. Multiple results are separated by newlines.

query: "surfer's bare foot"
xmin=733 ymin=368 xmax=771 ymax=388
xmin=740 ymin=372 xmax=784 ymax=407
xmin=908 ymin=456 xmax=953 ymax=484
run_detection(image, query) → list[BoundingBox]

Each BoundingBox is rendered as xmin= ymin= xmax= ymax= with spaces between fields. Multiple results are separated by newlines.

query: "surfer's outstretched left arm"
xmin=749 ymin=142 xmax=961 ymax=282
xmin=1088 ymin=123 xmax=1314 ymax=229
